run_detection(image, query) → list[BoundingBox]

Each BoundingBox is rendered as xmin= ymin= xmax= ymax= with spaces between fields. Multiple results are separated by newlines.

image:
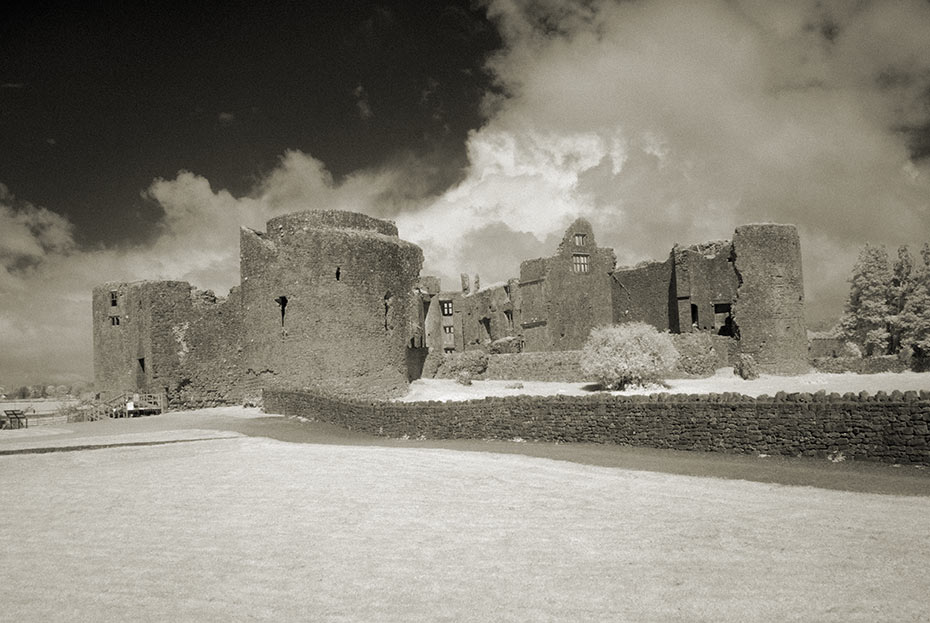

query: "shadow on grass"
xmin=224 ymin=415 xmax=930 ymax=498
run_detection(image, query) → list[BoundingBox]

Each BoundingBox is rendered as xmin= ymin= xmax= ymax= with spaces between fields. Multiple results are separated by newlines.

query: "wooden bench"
xmin=2 ymin=409 xmax=28 ymax=429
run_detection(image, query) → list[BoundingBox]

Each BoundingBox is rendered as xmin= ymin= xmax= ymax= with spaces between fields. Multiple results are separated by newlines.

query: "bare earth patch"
xmin=2 ymin=427 xmax=929 ymax=621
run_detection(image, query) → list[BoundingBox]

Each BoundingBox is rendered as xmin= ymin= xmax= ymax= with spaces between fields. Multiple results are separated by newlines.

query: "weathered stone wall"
xmin=811 ymin=356 xmax=907 ymax=374
xmin=450 ymin=282 xmax=520 ymax=351
xmin=479 ymin=351 xmax=586 ymax=382
xmin=265 ymin=389 xmax=930 ymax=465
xmin=676 ymin=243 xmax=739 ymax=332
xmin=239 ymin=210 xmax=423 ymax=398
xmin=518 ymin=219 xmax=615 ymax=352
xmin=517 ymin=257 xmax=550 ymax=351
xmin=431 ymin=340 xmax=729 ymax=383
xmin=93 ymin=281 xmax=193 ymax=396
xmin=93 ymin=281 xmax=245 ymax=407
xmin=174 ymin=287 xmax=244 ymax=406
xmin=612 ymin=256 xmax=675 ymax=331
xmin=731 ymin=224 xmax=807 ymax=374
xmin=809 ymin=336 xmax=855 ymax=359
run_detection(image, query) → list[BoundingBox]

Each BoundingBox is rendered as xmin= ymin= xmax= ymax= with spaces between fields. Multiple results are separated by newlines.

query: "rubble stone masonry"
xmin=265 ymin=389 xmax=930 ymax=466
xmin=239 ymin=210 xmax=423 ymax=397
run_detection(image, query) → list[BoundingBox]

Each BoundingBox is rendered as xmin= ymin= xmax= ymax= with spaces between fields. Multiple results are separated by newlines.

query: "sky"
xmin=2 ymin=0 xmax=930 ymax=388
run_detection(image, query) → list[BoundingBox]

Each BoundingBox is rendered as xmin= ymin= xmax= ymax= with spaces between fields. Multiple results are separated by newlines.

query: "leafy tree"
xmin=580 ymin=322 xmax=679 ymax=389
xmin=897 ymin=243 xmax=930 ymax=369
xmin=840 ymin=244 xmax=893 ymax=356
xmin=889 ymin=245 xmax=916 ymax=353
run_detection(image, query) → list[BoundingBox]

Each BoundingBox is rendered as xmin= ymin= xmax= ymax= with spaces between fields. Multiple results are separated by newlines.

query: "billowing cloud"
xmin=3 ymin=0 xmax=930 ymax=386
xmin=0 ymin=154 xmax=410 ymax=387
xmin=403 ymin=0 xmax=930 ymax=315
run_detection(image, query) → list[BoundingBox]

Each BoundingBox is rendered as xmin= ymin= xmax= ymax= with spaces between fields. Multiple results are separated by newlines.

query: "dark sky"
xmin=1 ymin=0 xmax=501 ymax=247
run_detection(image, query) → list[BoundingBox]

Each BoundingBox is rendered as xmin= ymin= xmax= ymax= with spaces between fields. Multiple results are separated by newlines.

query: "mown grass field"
xmin=2 ymin=409 xmax=929 ymax=621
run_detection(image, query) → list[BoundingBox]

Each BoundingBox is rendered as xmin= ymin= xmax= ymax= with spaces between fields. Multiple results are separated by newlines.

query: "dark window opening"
xmin=274 ymin=296 xmax=288 ymax=326
xmin=335 ymin=267 xmax=341 ymax=281
xmin=572 ymin=254 xmax=589 ymax=273
xmin=109 ymin=291 xmax=118 ymax=306
xmin=109 ymin=316 xmax=120 ymax=326
xmin=138 ymin=358 xmax=146 ymax=373
xmin=713 ymin=303 xmax=736 ymax=336
xmin=504 ymin=310 xmax=514 ymax=330
xmin=443 ymin=326 xmax=454 ymax=334
xmin=479 ymin=317 xmax=491 ymax=340
xmin=444 ymin=347 xmax=455 ymax=354
xmin=440 ymin=300 xmax=453 ymax=316
xmin=384 ymin=292 xmax=393 ymax=331
xmin=574 ymin=233 xmax=586 ymax=246
xmin=690 ymin=304 xmax=699 ymax=328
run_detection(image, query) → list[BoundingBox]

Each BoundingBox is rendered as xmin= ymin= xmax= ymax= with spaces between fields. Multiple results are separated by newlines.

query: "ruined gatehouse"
xmin=93 ymin=210 xmax=807 ymax=404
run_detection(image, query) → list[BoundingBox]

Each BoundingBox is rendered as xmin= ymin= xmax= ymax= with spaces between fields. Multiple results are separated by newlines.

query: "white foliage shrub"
xmin=580 ymin=322 xmax=679 ymax=390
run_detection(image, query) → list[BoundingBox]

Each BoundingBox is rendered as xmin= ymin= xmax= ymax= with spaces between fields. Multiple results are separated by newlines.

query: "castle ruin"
xmin=93 ymin=210 xmax=807 ymax=404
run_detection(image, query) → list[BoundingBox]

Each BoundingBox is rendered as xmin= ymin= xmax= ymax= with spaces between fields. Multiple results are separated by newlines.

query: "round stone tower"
xmin=731 ymin=223 xmax=807 ymax=374
xmin=239 ymin=210 xmax=423 ymax=397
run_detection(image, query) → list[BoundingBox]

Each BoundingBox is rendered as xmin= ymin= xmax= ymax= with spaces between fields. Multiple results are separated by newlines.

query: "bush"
xmin=734 ymin=353 xmax=759 ymax=380
xmin=454 ymin=370 xmax=474 ymax=386
xmin=580 ymin=323 xmax=679 ymax=390
xmin=672 ymin=332 xmax=721 ymax=377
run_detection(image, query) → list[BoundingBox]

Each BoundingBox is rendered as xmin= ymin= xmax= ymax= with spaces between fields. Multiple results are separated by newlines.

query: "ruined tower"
xmin=239 ymin=210 xmax=423 ymax=397
xmin=92 ymin=281 xmax=243 ymax=404
xmin=731 ymin=224 xmax=807 ymax=374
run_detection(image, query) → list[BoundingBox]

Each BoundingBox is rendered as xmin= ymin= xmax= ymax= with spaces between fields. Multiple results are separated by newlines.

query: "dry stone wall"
xmin=265 ymin=389 xmax=930 ymax=465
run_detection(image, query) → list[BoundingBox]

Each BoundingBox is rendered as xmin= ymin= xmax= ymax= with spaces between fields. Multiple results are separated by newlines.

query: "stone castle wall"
xmin=731 ymin=224 xmax=807 ymax=374
xmin=239 ymin=210 xmax=423 ymax=397
xmin=612 ymin=255 xmax=676 ymax=330
xmin=92 ymin=281 xmax=243 ymax=406
xmin=518 ymin=219 xmax=615 ymax=352
xmin=605 ymin=224 xmax=803 ymax=374
xmin=264 ymin=389 xmax=930 ymax=466
xmin=93 ymin=281 xmax=191 ymax=396
xmin=94 ymin=211 xmax=810 ymax=403
xmin=94 ymin=210 xmax=424 ymax=402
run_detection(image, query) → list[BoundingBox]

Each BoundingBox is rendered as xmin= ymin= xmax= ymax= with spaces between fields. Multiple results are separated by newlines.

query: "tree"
xmin=889 ymin=245 xmax=916 ymax=353
xmin=897 ymin=243 xmax=930 ymax=369
xmin=840 ymin=245 xmax=893 ymax=356
xmin=580 ymin=322 xmax=679 ymax=389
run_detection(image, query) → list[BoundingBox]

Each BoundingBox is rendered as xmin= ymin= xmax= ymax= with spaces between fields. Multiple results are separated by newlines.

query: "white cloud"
xmin=404 ymin=0 xmax=930 ymax=308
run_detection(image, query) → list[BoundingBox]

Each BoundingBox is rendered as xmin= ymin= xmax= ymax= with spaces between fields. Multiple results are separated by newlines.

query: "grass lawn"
xmin=2 ymin=411 xmax=930 ymax=621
